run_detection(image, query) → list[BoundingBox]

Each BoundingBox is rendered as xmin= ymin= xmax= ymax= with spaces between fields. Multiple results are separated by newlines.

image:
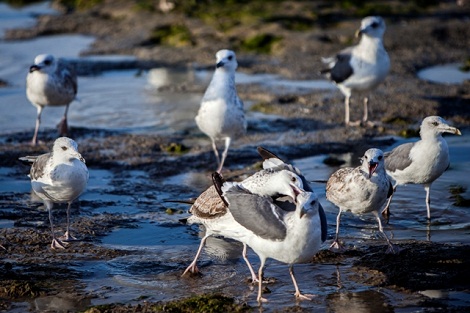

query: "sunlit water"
xmin=1 ymin=2 xmax=469 ymax=312
xmin=0 ymin=3 xmax=334 ymax=136
xmin=418 ymin=63 xmax=470 ymax=85
xmin=3 ymin=134 xmax=469 ymax=311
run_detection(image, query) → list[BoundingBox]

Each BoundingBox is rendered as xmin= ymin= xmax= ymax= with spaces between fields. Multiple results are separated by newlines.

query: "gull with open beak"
xmin=326 ymin=148 xmax=395 ymax=253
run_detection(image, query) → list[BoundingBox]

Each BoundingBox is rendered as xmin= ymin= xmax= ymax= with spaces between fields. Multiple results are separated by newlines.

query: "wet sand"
xmin=1 ymin=1 xmax=470 ymax=312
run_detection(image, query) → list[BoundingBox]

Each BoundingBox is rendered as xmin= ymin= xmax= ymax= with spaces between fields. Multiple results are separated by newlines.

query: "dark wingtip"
xmin=257 ymin=146 xmax=282 ymax=161
xmin=212 ymin=172 xmax=228 ymax=206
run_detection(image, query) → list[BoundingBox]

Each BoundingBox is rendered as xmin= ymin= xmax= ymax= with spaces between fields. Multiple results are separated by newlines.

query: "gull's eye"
xmin=44 ymin=59 xmax=52 ymax=66
xmin=378 ymin=155 xmax=383 ymax=160
xmin=61 ymin=146 xmax=68 ymax=151
xmin=291 ymin=176 xmax=297 ymax=182
xmin=432 ymin=121 xmax=439 ymax=126
xmin=228 ymin=55 xmax=233 ymax=61
xmin=371 ymin=21 xmax=379 ymax=28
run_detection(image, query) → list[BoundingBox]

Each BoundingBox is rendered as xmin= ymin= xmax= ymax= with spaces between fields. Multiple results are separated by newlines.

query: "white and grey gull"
xmin=326 ymin=148 xmax=395 ymax=253
xmin=182 ymin=165 xmax=306 ymax=281
xmin=26 ymin=54 xmax=78 ymax=145
xmin=321 ymin=16 xmax=390 ymax=126
xmin=217 ymin=170 xmax=327 ymax=302
xmin=182 ymin=147 xmax=327 ymax=302
xmin=20 ymin=137 xmax=88 ymax=249
xmin=383 ymin=116 xmax=461 ymax=219
xmin=195 ymin=49 xmax=246 ymax=173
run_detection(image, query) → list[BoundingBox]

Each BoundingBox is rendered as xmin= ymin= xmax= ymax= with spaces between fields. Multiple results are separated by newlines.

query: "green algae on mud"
xmin=81 ymin=294 xmax=251 ymax=313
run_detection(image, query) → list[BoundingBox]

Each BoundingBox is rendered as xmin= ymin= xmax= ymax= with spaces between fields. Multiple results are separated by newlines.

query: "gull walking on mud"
xmin=195 ymin=49 xmax=246 ymax=173
xmin=217 ymin=172 xmax=326 ymax=303
xmin=383 ymin=116 xmax=461 ymax=219
xmin=26 ymin=54 xmax=78 ymax=145
xmin=321 ymin=16 xmax=390 ymax=126
xmin=183 ymin=166 xmax=307 ymax=282
xmin=20 ymin=137 xmax=88 ymax=249
xmin=326 ymin=148 xmax=395 ymax=253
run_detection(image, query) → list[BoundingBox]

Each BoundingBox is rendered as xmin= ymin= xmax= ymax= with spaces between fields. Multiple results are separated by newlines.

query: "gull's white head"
xmin=29 ymin=54 xmax=57 ymax=74
xmin=241 ymin=168 xmax=305 ymax=203
xmin=215 ymin=49 xmax=238 ymax=72
xmin=52 ymin=137 xmax=86 ymax=163
xmin=420 ymin=116 xmax=462 ymax=139
xmin=361 ymin=148 xmax=385 ymax=178
xmin=356 ymin=16 xmax=386 ymax=39
xmin=264 ymin=169 xmax=304 ymax=203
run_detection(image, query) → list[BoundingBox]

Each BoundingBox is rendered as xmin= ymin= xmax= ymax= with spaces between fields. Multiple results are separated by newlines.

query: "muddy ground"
xmin=1 ymin=0 xmax=470 ymax=312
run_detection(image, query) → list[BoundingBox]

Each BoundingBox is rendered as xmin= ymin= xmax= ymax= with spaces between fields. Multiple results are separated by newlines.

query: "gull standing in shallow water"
xmin=321 ymin=16 xmax=390 ymax=126
xmin=26 ymin=54 xmax=77 ymax=145
xmin=326 ymin=148 xmax=395 ymax=253
xmin=20 ymin=137 xmax=88 ymax=249
xmin=383 ymin=116 xmax=461 ymax=219
xmin=182 ymin=166 xmax=306 ymax=282
xmin=195 ymin=49 xmax=246 ymax=173
xmin=217 ymin=172 xmax=326 ymax=302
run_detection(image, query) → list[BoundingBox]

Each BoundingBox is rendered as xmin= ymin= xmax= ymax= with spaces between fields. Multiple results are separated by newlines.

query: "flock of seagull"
xmin=17 ymin=15 xmax=462 ymax=302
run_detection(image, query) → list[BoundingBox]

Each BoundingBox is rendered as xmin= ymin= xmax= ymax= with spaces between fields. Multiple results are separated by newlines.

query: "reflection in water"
xmin=34 ymin=295 xmax=91 ymax=313
xmin=326 ymin=290 xmax=393 ymax=313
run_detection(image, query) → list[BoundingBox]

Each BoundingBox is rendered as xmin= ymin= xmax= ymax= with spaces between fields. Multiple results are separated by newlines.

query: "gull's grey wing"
xmin=57 ymin=61 xmax=77 ymax=96
xmin=330 ymin=51 xmax=354 ymax=83
xmin=322 ymin=47 xmax=354 ymax=84
xmin=224 ymin=186 xmax=287 ymax=241
xmin=384 ymin=142 xmax=415 ymax=172
xmin=29 ymin=153 xmax=51 ymax=180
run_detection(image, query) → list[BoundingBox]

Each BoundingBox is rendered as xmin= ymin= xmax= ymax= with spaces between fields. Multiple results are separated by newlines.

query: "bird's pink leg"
xmin=330 ymin=210 xmax=344 ymax=251
xmin=242 ymin=243 xmax=258 ymax=283
xmin=58 ymin=104 xmax=69 ymax=136
xmin=31 ymin=106 xmax=43 ymax=146
xmin=257 ymin=258 xmax=268 ymax=303
xmin=182 ymin=234 xmax=210 ymax=276
xmin=290 ymin=265 xmax=314 ymax=300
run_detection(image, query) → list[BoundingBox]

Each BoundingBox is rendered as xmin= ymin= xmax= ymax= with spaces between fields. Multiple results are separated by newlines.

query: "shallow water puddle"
xmin=418 ymin=63 xmax=470 ymax=85
xmin=294 ymin=134 xmax=470 ymax=245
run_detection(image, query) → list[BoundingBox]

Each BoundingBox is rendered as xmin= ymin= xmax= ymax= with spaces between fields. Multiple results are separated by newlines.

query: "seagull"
xmin=321 ymin=16 xmax=390 ymax=126
xmin=217 ymin=172 xmax=326 ymax=302
xmin=26 ymin=54 xmax=78 ymax=146
xmin=383 ymin=116 xmax=462 ymax=219
xmin=181 ymin=181 xmax=258 ymax=281
xmin=195 ymin=49 xmax=246 ymax=173
xmin=183 ymin=166 xmax=306 ymax=281
xmin=326 ymin=148 xmax=395 ymax=253
xmin=19 ymin=137 xmax=88 ymax=249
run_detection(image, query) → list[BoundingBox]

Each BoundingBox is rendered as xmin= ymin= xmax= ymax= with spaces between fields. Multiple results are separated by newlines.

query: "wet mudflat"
xmin=1 ymin=128 xmax=469 ymax=312
xmin=1 ymin=1 xmax=470 ymax=312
